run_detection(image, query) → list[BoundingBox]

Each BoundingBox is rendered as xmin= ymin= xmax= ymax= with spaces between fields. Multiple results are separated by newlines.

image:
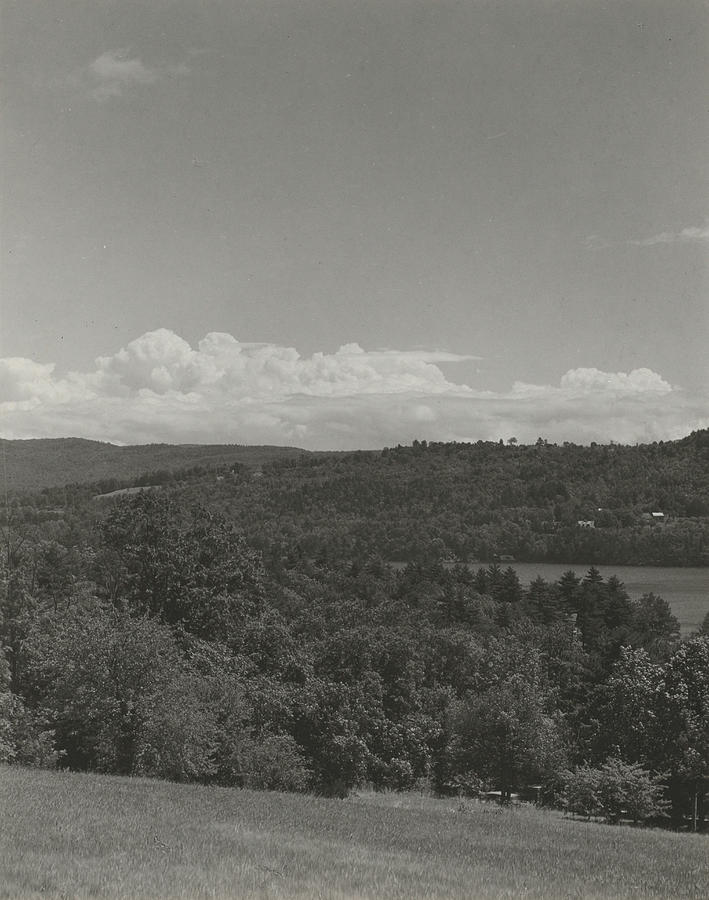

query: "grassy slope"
xmin=1 ymin=767 xmax=707 ymax=899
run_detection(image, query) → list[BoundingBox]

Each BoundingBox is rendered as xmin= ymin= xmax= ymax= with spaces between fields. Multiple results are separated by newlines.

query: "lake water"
xmin=495 ymin=563 xmax=707 ymax=636
xmin=392 ymin=562 xmax=708 ymax=635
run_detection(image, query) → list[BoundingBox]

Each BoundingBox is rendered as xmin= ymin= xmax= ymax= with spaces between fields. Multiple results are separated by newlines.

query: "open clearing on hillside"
xmin=1 ymin=767 xmax=707 ymax=899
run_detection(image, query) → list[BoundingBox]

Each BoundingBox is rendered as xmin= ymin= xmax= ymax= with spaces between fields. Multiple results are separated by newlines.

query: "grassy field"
xmin=1 ymin=767 xmax=707 ymax=899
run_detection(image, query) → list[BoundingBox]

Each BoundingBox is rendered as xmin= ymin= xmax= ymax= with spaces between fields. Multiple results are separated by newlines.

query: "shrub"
xmin=230 ymin=732 xmax=310 ymax=792
xmin=559 ymin=764 xmax=601 ymax=819
xmin=0 ymin=690 xmax=60 ymax=768
xmin=446 ymin=771 xmax=486 ymax=798
xmin=136 ymin=675 xmax=219 ymax=783
xmin=596 ymin=757 xmax=668 ymax=824
xmin=0 ymin=690 xmax=18 ymax=763
xmin=368 ymin=755 xmax=417 ymax=791
xmin=560 ymin=758 xmax=667 ymax=824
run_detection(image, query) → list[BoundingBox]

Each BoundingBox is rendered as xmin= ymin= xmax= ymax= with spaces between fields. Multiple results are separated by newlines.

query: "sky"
xmin=1 ymin=0 xmax=707 ymax=449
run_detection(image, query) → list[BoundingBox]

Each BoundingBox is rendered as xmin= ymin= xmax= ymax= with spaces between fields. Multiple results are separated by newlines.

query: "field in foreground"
xmin=1 ymin=767 xmax=707 ymax=900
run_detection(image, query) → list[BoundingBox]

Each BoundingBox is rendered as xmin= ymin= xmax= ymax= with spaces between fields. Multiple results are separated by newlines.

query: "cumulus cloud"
xmin=86 ymin=329 xmax=476 ymax=400
xmin=512 ymin=369 xmax=666 ymax=398
xmin=0 ymin=358 xmax=57 ymax=403
xmin=0 ymin=330 xmax=705 ymax=449
xmin=84 ymin=50 xmax=187 ymax=101
xmin=559 ymin=367 xmax=672 ymax=394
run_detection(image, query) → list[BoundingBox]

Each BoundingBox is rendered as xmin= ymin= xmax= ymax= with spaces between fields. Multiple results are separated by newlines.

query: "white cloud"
xmin=84 ymin=51 xmax=187 ymax=101
xmin=586 ymin=221 xmax=709 ymax=251
xmin=0 ymin=358 xmax=56 ymax=402
xmin=90 ymin=52 xmax=157 ymax=85
xmin=0 ymin=330 xmax=705 ymax=449
xmin=629 ymin=221 xmax=709 ymax=247
xmin=558 ymin=367 xmax=672 ymax=394
xmin=87 ymin=329 xmax=476 ymax=400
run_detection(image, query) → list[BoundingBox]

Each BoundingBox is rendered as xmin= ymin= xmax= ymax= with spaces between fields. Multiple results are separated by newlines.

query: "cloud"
xmin=0 ymin=358 xmax=56 ymax=402
xmin=583 ymin=235 xmax=613 ymax=251
xmin=87 ymin=329 xmax=477 ymax=399
xmin=558 ymin=367 xmax=672 ymax=394
xmin=90 ymin=52 xmax=157 ymax=85
xmin=0 ymin=330 xmax=705 ymax=449
xmin=628 ymin=221 xmax=709 ymax=247
xmin=84 ymin=51 xmax=187 ymax=101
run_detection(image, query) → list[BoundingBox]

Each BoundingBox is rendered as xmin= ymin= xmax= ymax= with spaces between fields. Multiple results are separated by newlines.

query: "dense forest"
xmin=5 ymin=429 xmax=709 ymax=566
xmin=1 ymin=433 xmax=708 ymax=829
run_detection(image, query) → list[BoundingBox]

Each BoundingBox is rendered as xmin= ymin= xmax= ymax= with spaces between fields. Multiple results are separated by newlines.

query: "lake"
xmin=496 ymin=563 xmax=707 ymax=636
xmin=391 ymin=561 xmax=708 ymax=635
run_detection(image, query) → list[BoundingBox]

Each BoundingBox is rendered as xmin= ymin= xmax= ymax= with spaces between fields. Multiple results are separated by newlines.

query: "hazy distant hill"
xmin=0 ymin=438 xmax=311 ymax=492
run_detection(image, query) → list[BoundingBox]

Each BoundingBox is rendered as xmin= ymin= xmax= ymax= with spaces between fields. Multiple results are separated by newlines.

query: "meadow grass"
xmin=1 ymin=766 xmax=706 ymax=899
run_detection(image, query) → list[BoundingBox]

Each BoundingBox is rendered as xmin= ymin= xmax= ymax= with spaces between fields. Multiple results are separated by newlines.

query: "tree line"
xmin=1 ymin=491 xmax=708 ymax=828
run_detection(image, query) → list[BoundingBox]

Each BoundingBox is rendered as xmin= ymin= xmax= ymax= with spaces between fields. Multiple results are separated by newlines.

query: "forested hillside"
xmin=7 ymin=430 xmax=709 ymax=566
xmin=0 ymin=438 xmax=310 ymax=492
xmin=1 ymin=487 xmax=708 ymax=828
xmin=1 ymin=431 xmax=708 ymax=830
xmin=211 ymin=432 xmax=709 ymax=566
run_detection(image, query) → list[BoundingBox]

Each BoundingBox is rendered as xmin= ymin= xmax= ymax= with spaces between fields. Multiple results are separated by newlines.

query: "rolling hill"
xmin=0 ymin=437 xmax=311 ymax=492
